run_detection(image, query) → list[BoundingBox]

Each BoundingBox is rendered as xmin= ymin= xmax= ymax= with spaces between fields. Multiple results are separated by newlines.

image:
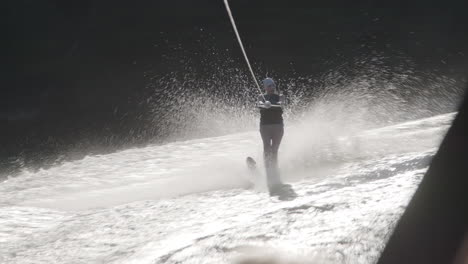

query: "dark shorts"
xmin=259 ymin=124 xmax=284 ymax=158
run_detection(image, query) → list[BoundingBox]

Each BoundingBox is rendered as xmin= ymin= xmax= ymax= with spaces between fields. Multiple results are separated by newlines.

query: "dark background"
xmin=3 ymin=0 xmax=468 ymax=175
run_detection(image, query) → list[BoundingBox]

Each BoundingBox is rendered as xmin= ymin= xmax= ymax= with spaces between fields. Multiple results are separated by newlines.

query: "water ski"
xmin=246 ymin=156 xmax=257 ymax=171
xmin=244 ymin=157 xmax=259 ymax=189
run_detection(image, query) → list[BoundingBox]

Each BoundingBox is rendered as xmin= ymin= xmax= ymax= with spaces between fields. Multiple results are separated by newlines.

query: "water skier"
xmin=257 ymin=78 xmax=287 ymax=195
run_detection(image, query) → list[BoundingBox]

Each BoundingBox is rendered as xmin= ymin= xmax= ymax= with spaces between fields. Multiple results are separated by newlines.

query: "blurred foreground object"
xmin=377 ymin=88 xmax=468 ymax=264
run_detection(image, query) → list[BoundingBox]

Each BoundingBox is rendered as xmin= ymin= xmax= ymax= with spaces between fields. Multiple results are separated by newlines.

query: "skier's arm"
xmin=278 ymin=94 xmax=286 ymax=107
xmin=257 ymin=95 xmax=281 ymax=109
xmin=268 ymin=94 xmax=285 ymax=108
xmin=257 ymin=95 xmax=266 ymax=108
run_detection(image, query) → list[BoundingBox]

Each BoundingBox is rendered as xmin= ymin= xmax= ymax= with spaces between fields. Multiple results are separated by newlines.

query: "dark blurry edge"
xmin=377 ymin=86 xmax=468 ymax=263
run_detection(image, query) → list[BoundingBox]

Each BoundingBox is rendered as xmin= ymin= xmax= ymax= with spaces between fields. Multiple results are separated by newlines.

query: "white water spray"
xmin=223 ymin=0 xmax=265 ymax=100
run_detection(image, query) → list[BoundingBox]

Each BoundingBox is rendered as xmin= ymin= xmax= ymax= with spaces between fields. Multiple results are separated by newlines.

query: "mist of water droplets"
xmin=145 ymin=50 xmax=463 ymax=145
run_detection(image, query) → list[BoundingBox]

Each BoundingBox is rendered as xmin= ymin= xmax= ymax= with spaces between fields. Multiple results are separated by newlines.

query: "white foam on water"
xmin=0 ymin=112 xmax=453 ymax=213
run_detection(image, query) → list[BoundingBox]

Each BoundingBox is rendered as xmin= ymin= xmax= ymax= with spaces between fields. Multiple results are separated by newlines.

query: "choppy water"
xmin=0 ymin=113 xmax=454 ymax=263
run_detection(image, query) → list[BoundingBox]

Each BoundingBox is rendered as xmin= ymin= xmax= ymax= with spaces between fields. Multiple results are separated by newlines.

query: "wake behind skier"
xmin=257 ymin=77 xmax=288 ymax=196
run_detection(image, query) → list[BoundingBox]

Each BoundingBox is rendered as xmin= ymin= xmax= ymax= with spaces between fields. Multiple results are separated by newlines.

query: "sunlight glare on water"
xmin=0 ymin=54 xmax=462 ymax=263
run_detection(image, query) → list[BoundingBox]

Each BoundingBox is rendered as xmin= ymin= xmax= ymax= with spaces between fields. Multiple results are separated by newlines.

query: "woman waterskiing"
xmin=257 ymin=77 xmax=292 ymax=197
